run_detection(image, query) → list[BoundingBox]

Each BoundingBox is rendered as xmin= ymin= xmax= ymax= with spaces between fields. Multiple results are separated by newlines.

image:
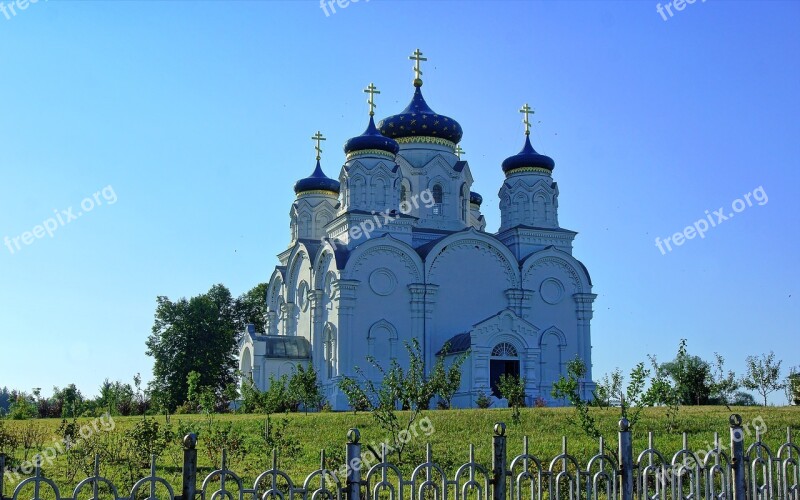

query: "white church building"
xmin=239 ymin=51 xmax=597 ymax=409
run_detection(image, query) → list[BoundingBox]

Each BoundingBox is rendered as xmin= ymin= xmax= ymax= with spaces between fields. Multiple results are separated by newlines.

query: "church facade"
xmin=239 ymin=52 xmax=597 ymax=409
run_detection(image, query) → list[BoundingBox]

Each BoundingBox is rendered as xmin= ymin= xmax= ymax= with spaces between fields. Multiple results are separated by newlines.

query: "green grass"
xmin=1 ymin=406 xmax=797 ymax=498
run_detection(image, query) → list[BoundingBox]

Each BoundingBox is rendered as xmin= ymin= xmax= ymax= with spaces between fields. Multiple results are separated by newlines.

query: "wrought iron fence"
xmin=0 ymin=414 xmax=797 ymax=500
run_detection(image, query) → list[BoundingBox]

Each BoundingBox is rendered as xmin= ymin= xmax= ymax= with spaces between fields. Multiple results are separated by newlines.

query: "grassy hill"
xmin=1 ymin=406 xmax=797 ymax=497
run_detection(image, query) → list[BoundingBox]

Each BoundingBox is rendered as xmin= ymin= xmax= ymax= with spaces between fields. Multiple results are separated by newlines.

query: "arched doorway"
xmin=490 ymin=342 xmax=520 ymax=398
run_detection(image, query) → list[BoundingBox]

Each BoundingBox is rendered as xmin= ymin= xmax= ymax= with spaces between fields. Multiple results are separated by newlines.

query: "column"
xmin=333 ymin=279 xmax=359 ymax=375
xmin=573 ymin=292 xmax=597 ymax=398
xmin=308 ymin=290 xmax=325 ymax=371
xmin=281 ymin=303 xmax=299 ymax=336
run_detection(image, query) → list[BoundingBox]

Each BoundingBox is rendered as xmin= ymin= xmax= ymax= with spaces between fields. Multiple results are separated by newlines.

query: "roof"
xmin=437 ymin=332 xmax=471 ymax=355
xmin=251 ymin=335 xmax=311 ymax=359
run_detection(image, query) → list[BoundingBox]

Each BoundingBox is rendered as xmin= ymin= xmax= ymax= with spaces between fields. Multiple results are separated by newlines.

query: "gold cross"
xmin=519 ymin=103 xmax=534 ymax=135
xmin=364 ymin=83 xmax=380 ymax=116
xmin=311 ymin=131 xmax=326 ymax=161
xmin=409 ymin=48 xmax=427 ymax=82
xmin=455 ymin=145 xmax=465 ymax=159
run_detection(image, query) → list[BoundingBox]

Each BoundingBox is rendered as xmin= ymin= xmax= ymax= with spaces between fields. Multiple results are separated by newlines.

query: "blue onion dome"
xmin=501 ymin=134 xmax=555 ymax=175
xmin=294 ymin=160 xmax=340 ymax=195
xmin=469 ymin=191 xmax=483 ymax=206
xmin=377 ymin=85 xmax=463 ymax=144
xmin=343 ymin=115 xmax=400 ymax=156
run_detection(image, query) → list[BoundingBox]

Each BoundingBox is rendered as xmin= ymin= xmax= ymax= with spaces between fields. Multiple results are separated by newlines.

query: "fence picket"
xmin=0 ymin=415 xmax=796 ymax=500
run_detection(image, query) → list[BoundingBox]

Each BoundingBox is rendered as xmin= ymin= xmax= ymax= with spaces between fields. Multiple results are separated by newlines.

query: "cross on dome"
xmin=364 ymin=83 xmax=380 ymax=116
xmin=409 ymin=48 xmax=427 ymax=86
xmin=519 ymin=103 xmax=534 ymax=136
xmin=311 ymin=131 xmax=326 ymax=161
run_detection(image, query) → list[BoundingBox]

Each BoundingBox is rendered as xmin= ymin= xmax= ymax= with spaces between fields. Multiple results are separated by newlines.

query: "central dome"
xmin=377 ymin=86 xmax=463 ymax=144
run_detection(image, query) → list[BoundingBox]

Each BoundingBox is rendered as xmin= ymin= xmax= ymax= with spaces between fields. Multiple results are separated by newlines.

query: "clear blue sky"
xmin=1 ymin=1 xmax=798 ymax=404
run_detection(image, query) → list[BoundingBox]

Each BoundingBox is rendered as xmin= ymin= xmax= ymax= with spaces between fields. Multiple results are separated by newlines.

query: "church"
xmin=239 ymin=50 xmax=597 ymax=409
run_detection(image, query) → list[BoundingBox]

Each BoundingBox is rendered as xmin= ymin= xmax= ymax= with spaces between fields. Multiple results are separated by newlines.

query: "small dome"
xmin=294 ymin=161 xmax=340 ymax=195
xmin=501 ymin=135 xmax=555 ymax=174
xmin=344 ymin=115 xmax=400 ymax=155
xmin=469 ymin=191 xmax=483 ymax=206
xmin=377 ymin=86 xmax=463 ymax=144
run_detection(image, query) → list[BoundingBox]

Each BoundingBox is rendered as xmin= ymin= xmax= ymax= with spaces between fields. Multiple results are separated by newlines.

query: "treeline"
xmin=0 ymin=377 xmax=148 ymax=419
xmin=591 ymin=340 xmax=799 ymax=408
xmin=1 ymin=283 xmax=268 ymax=419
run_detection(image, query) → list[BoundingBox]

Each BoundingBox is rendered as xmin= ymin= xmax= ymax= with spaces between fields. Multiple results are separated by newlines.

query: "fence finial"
xmin=347 ymin=428 xmax=360 ymax=444
xmin=494 ymin=422 xmax=506 ymax=436
xmin=183 ymin=433 xmax=197 ymax=450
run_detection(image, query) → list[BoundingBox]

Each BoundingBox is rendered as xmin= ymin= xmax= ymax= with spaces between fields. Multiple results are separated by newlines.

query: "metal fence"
xmin=0 ymin=414 xmax=797 ymax=500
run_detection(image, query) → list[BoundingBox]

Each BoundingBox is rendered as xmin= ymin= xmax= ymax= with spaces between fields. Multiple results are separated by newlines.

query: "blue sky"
xmin=1 ymin=0 xmax=798 ymax=404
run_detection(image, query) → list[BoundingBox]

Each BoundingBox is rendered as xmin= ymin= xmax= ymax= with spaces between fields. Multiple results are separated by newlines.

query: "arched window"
xmin=299 ymin=214 xmax=312 ymax=238
xmin=460 ymin=184 xmax=468 ymax=222
xmin=315 ymin=212 xmax=331 ymax=235
xmin=491 ymin=342 xmax=518 ymax=358
xmin=433 ymin=184 xmax=443 ymax=203
xmin=351 ymin=177 xmax=365 ymax=207
xmin=432 ymin=184 xmax=443 ymax=215
xmin=324 ymin=325 xmax=336 ymax=378
xmin=373 ymin=178 xmax=386 ymax=206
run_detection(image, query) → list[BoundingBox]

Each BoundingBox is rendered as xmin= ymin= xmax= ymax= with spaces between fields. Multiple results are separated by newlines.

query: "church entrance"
xmin=489 ymin=342 xmax=520 ymax=398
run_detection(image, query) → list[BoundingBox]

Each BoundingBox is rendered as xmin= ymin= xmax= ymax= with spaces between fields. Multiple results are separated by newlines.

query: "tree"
xmin=659 ymin=341 xmax=712 ymax=405
xmin=264 ymin=374 xmax=294 ymax=413
xmin=8 ymin=391 xmax=36 ymax=420
xmin=556 ymin=357 xmax=649 ymax=440
xmin=146 ymin=284 xmax=240 ymax=411
xmin=235 ymin=283 xmax=268 ymax=333
xmin=709 ymin=353 xmax=739 ymax=409
xmin=337 ymin=339 xmax=435 ymax=462
xmin=497 ymin=374 xmax=526 ymax=424
xmin=731 ymin=391 xmax=758 ymax=406
xmin=786 ymin=367 xmax=800 ymax=405
xmin=97 ymin=379 xmax=135 ymax=415
xmin=0 ymin=387 xmax=10 ymax=417
xmin=552 ymin=357 xmax=598 ymax=438
xmin=644 ymin=346 xmax=681 ymax=432
xmin=594 ymin=368 xmax=624 ymax=407
xmin=741 ymin=351 xmax=784 ymax=406
xmin=52 ymin=384 xmax=84 ymax=418
xmin=288 ymin=364 xmax=324 ymax=414
xmin=430 ymin=343 xmax=469 ymax=409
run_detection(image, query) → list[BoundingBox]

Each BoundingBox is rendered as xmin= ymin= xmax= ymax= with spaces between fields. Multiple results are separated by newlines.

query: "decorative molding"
xmin=505 ymin=166 xmax=553 ymax=176
xmin=369 ymin=268 xmax=398 ymax=296
xmin=540 ymin=278 xmax=565 ymax=305
xmin=345 ymin=149 xmax=396 ymax=161
xmin=429 ymin=238 xmax=519 ymax=288
xmin=523 ymin=257 xmax=583 ymax=294
xmin=351 ymin=244 xmax=422 ymax=281
xmin=396 ymin=136 xmax=456 ymax=149
xmin=296 ymin=189 xmax=339 ymax=197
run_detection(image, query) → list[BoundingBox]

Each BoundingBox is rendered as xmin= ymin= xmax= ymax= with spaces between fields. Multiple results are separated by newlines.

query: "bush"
xmin=476 ymin=392 xmax=492 ymax=409
xmin=497 ymin=374 xmax=526 ymax=424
